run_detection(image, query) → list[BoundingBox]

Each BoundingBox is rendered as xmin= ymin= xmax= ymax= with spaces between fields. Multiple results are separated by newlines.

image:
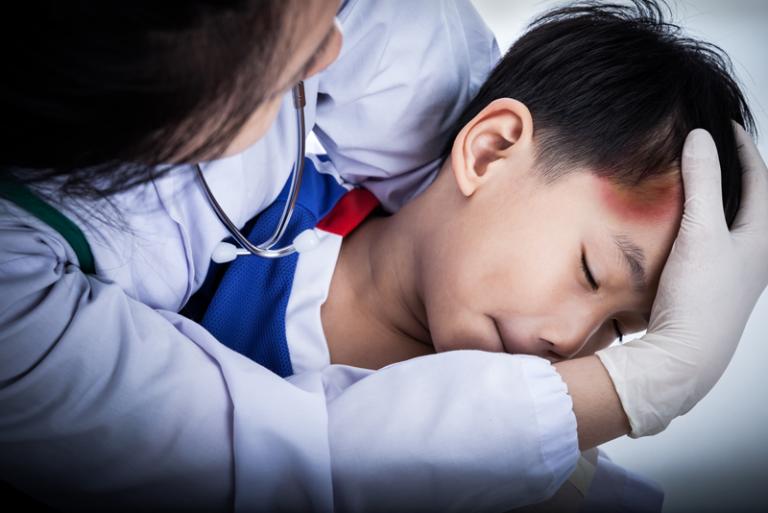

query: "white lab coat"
xmin=0 ymin=1 xmax=583 ymax=511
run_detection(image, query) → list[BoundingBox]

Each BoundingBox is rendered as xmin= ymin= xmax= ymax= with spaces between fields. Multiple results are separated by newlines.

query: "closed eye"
xmin=581 ymin=250 xmax=599 ymax=291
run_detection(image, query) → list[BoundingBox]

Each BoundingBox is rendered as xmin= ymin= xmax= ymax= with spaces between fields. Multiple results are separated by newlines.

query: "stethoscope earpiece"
xmin=211 ymin=242 xmax=245 ymax=264
xmin=292 ymin=228 xmax=321 ymax=253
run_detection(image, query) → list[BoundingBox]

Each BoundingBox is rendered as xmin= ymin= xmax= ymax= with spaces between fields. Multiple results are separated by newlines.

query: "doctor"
xmin=1 ymin=0 xmax=767 ymax=512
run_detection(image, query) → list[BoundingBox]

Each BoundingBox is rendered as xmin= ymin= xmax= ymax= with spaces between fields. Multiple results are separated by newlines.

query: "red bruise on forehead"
xmin=597 ymin=172 xmax=683 ymax=224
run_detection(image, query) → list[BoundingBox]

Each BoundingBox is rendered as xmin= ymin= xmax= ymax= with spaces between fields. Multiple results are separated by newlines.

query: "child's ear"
xmin=450 ymin=98 xmax=533 ymax=197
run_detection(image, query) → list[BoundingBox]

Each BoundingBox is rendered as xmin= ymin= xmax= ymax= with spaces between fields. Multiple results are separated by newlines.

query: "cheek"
xmin=422 ymin=254 xmax=496 ymax=353
xmin=306 ymin=22 xmax=343 ymax=79
xmin=222 ymin=98 xmax=283 ymax=157
xmin=422 ymin=231 xmax=522 ymax=352
xmin=474 ymin=230 xmax=572 ymax=317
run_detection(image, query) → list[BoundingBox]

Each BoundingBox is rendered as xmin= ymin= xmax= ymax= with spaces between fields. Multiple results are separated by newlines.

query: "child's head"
xmin=412 ymin=0 xmax=755 ymax=360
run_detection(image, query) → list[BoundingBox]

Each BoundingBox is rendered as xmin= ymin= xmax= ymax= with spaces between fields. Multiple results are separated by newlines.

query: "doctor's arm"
xmin=554 ymin=356 xmax=630 ymax=451
xmin=0 ymin=3 xmax=566 ymax=511
xmin=0 ymin=216 xmax=579 ymax=512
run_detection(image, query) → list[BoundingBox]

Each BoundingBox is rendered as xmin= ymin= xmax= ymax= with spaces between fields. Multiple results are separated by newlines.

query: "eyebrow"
xmin=613 ymin=234 xmax=647 ymax=293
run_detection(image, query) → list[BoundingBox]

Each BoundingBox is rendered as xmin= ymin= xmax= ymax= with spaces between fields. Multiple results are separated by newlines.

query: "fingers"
xmin=679 ymin=129 xmax=727 ymax=231
xmin=731 ymin=121 xmax=768 ymax=232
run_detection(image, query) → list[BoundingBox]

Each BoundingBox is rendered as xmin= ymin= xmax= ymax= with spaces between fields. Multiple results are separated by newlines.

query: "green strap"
xmin=0 ymin=180 xmax=96 ymax=274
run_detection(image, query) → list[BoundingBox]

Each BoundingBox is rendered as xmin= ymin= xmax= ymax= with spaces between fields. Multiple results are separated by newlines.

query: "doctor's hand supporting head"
xmin=594 ymin=125 xmax=768 ymax=439
xmin=0 ymin=0 xmax=341 ymax=197
xmin=522 ymin=125 xmax=768 ymax=450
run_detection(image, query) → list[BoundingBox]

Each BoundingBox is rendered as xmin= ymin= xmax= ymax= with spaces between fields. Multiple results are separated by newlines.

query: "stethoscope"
xmin=196 ymin=81 xmax=321 ymax=263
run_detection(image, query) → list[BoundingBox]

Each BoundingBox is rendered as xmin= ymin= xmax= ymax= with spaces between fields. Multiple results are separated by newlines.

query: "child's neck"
xmin=320 ymin=210 xmax=434 ymax=370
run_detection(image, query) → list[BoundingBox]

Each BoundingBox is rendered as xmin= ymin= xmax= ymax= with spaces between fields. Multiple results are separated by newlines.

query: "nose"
xmin=539 ymin=312 xmax=604 ymax=360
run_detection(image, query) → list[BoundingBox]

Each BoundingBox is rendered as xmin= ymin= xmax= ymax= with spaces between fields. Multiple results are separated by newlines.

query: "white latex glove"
xmin=596 ymin=124 xmax=768 ymax=437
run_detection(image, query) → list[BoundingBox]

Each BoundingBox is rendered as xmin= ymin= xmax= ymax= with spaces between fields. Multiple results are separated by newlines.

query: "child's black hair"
xmin=445 ymin=0 xmax=755 ymax=227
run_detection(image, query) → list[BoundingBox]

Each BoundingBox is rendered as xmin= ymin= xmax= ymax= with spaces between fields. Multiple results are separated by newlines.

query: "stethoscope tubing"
xmin=197 ymin=82 xmax=307 ymax=260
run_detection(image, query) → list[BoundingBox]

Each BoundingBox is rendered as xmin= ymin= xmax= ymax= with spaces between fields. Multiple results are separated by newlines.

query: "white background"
xmin=470 ymin=1 xmax=768 ymax=511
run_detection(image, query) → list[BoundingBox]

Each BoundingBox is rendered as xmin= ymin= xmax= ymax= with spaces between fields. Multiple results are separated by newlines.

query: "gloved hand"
xmin=596 ymin=124 xmax=768 ymax=437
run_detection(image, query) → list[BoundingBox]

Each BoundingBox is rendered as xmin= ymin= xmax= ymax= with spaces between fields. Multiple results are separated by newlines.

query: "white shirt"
xmin=0 ymin=1 xmax=582 ymax=511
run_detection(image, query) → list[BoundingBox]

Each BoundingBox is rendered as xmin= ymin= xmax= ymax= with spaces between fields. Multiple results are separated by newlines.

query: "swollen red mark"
xmin=597 ymin=176 xmax=683 ymax=224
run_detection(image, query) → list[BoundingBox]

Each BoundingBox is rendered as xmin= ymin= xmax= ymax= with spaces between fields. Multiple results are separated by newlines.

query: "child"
xmin=197 ymin=0 xmax=753 ymax=374
xmin=191 ymin=0 xmax=754 ymax=510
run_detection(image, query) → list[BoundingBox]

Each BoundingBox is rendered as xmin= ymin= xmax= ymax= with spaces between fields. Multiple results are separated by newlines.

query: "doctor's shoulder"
xmin=0 ymin=199 xmax=85 ymax=319
xmin=0 ymin=199 xmax=79 ymax=269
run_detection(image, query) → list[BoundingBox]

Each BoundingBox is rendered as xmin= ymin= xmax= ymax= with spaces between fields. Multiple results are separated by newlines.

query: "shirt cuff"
xmin=521 ymin=355 xmax=580 ymax=499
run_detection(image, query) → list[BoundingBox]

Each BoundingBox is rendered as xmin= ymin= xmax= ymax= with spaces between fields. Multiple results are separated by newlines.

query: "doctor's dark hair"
xmin=0 ymin=1 xmax=300 ymax=198
xmin=445 ymin=0 xmax=756 ymax=227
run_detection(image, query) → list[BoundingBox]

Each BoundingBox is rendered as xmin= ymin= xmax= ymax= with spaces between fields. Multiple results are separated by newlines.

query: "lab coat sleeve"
xmin=313 ymin=0 xmax=500 ymax=212
xmin=0 ymin=217 xmax=578 ymax=512
xmin=0 ymin=219 xmax=331 ymax=512
xmin=321 ymin=353 xmax=580 ymax=512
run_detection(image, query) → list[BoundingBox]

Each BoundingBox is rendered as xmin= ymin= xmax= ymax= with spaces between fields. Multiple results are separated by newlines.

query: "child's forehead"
xmin=593 ymin=171 xmax=684 ymax=224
